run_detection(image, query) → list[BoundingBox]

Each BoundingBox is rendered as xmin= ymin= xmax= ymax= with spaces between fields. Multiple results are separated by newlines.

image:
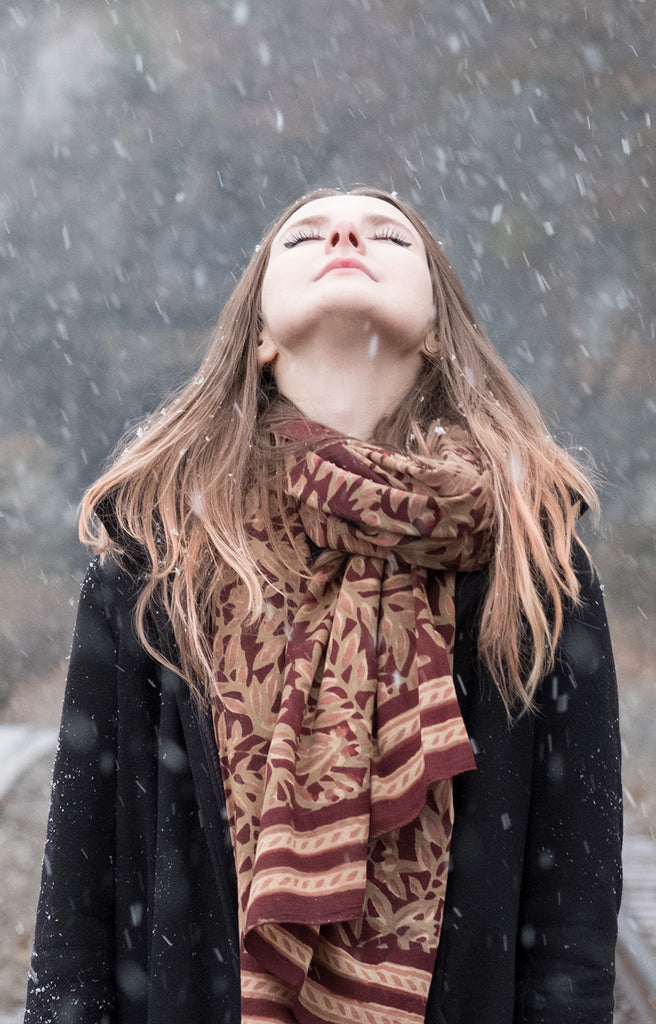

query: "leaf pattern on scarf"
xmin=212 ymin=423 xmax=494 ymax=1024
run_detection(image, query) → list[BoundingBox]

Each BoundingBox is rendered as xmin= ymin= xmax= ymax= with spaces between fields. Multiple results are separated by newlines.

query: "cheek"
xmin=259 ymin=270 xmax=285 ymax=333
xmin=409 ymin=269 xmax=435 ymax=328
xmin=259 ymin=266 xmax=309 ymax=347
xmin=259 ymin=272 xmax=275 ymax=324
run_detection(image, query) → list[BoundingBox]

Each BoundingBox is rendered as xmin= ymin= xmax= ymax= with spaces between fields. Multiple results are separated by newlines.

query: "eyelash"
xmin=283 ymin=229 xmax=323 ymax=248
xmin=283 ymin=228 xmax=412 ymax=249
xmin=373 ymin=229 xmax=412 ymax=247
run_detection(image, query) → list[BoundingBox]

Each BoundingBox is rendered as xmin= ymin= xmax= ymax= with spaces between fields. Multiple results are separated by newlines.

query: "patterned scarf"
xmin=212 ymin=421 xmax=495 ymax=1024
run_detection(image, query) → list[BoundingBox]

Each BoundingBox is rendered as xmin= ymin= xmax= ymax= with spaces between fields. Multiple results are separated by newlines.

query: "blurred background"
xmin=0 ymin=0 xmax=654 ymax=1013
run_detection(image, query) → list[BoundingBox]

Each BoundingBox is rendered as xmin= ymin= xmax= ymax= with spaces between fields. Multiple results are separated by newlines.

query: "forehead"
xmin=277 ymin=194 xmax=421 ymax=236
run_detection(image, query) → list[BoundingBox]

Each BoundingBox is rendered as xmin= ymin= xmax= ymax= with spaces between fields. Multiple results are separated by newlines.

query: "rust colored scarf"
xmin=212 ymin=422 xmax=495 ymax=1024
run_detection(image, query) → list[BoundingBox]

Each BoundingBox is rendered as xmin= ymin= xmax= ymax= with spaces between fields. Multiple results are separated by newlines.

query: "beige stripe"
xmin=313 ymin=935 xmax=432 ymax=993
xmin=242 ymin=969 xmax=295 ymax=1005
xmin=416 ymin=673 xmax=457 ymax=707
xmin=300 ymin=975 xmax=428 ymax=1024
xmin=372 ymin=724 xmax=470 ymax=805
xmin=255 ymin=815 xmax=369 ymax=859
xmin=377 ymin=675 xmax=454 ymax=728
xmin=423 ymin=717 xmax=470 ymax=746
xmin=242 ymin=1016 xmax=289 ymax=1024
xmin=376 ymin=693 xmax=460 ymax=749
xmin=242 ymin=1017 xmax=288 ymax=1024
xmin=377 ymin=672 xmax=452 ymax=715
xmin=252 ymin=922 xmax=313 ymax=973
xmin=249 ymin=860 xmax=366 ymax=902
xmin=371 ymin=746 xmax=440 ymax=804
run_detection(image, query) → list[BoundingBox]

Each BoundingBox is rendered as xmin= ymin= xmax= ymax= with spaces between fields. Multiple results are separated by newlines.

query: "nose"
xmin=325 ymin=220 xmax=365 ymax=253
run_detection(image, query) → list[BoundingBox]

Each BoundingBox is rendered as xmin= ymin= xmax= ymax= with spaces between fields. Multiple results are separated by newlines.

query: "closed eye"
xmin=283 ymin=229 xmax=323 ymax=248
xmin=372 ymin=229 xmax=412 ymax=247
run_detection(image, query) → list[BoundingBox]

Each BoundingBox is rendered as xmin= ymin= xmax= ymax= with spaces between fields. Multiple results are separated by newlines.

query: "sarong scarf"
xmin=212 ymin=421 xmax=495 ymax=1024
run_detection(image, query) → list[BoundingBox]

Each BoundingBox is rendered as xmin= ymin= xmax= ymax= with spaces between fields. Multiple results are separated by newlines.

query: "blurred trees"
xmin=1 ymin=0 xmax=654 ymax=690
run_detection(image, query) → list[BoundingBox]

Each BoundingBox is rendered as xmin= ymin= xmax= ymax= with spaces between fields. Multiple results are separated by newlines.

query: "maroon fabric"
xmin=212 ymin=424 xmax=495 ymax=1023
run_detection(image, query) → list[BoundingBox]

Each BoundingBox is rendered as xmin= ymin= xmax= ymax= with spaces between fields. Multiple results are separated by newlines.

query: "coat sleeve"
xmin=514 ymin=544 xmax=623 ymax=1024
xmin=25 ymin=559 xmax=120 ymax=1024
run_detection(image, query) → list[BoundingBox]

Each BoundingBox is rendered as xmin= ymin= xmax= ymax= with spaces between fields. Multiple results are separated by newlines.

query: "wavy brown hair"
xmin=80 ymin=186 xmax=599 ymax=714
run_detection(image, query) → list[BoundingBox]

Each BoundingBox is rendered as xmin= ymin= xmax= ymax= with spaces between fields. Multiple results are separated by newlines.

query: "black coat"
xmin=25 ymin=544 xmax=622 ymax=1024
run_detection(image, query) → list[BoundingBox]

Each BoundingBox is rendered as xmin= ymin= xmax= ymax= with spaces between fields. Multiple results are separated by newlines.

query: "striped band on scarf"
xmin=212 ymin=421 xmax=495 ymax=1024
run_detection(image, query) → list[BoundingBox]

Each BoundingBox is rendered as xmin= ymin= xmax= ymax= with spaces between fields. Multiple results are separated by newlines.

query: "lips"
xmin=316 ymin=258 xmax=375 ymax=281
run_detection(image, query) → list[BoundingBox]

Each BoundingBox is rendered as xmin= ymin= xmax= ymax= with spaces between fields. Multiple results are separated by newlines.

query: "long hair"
xmin=80 ymin=186 xmax=599 ymax=714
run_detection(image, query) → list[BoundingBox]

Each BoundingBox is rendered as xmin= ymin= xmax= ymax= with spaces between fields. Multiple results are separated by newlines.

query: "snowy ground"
xmin=0 ymin=749 xmax=53 ymax=1015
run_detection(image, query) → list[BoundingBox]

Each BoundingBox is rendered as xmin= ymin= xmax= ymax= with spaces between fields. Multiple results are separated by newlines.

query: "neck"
xmin=271 ymin=327 xmax=423 ymax=439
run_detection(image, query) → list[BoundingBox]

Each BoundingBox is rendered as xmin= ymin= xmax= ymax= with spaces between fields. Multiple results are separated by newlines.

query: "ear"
xmin=257 ymin=330 xmax=278 ymax=367
xmin=423 ymin=326 xmax=439 ymax=356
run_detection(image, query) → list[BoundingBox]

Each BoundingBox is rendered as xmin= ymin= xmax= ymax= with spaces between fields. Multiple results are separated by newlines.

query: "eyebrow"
xmin=281 ymin=212 xmax=417 ymax=236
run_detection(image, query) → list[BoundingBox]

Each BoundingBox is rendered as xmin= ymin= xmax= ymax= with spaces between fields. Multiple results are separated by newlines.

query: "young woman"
xmin=25 ymin=188 xmax=622 ymax=1024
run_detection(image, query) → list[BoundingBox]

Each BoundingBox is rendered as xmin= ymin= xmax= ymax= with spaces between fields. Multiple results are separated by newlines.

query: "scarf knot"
xmin=213 ymin=422 xmax=494 ymax=1024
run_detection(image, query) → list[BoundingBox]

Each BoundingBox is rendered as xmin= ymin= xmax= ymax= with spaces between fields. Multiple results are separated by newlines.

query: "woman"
xmin=25 ymin=187 xmax=622 ymax=1024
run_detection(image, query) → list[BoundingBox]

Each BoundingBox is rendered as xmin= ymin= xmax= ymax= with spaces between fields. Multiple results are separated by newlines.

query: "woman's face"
xmin=258 ymin=194 xmax=435 ymax=357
